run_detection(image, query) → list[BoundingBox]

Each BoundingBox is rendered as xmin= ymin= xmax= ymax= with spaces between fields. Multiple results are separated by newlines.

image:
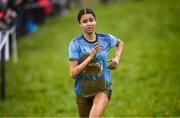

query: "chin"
xmin=87 ymin=32 xmax=93 ymax=35
xmin=86 ymin=31 xmax=94 ymax=35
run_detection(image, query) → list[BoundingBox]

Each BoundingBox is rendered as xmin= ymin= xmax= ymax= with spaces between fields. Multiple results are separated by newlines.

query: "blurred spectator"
xmin=4 ymin=0 xmax=24 ymax=27
xmin=38 ymin=0 xmax=53 ymax=16
xmin=0 ymin=0 xmax=28 ymax=37
xmin=0 ymin=0 xmax=8 ymax=30
xmin=0 ymin=0 xmax=7 ymax=21
xmin=51 ymin=0 xmax=61 ymax=16
xmin=29 ymin=0 xmax=46 ymax=24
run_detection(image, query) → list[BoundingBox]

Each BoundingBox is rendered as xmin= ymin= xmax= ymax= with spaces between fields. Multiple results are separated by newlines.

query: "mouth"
xmin=87 ymin=27 xmax=93 ymax=31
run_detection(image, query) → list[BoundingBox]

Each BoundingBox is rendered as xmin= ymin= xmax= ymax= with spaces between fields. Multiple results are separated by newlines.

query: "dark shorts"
xmin=80 ymin=76 xmax=112 ymax=97
xmin=76 ymin=89 xmax=112 ymax=117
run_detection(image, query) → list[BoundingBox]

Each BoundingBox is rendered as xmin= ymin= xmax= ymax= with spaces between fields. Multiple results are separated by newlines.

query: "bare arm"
xmin=115 ymin=39 xmax=124 ymax=59
xmin=108 ymin=39 xmax=124 ymax=70
xmin=69 ymin=56 xmax=92 ymax=78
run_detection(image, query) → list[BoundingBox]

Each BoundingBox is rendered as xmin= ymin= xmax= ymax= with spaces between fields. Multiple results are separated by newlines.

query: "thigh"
xmin=89 ymin=91 xmax=110 ymax=117
xmin=76 ymin=96 xmax=94 ymax=117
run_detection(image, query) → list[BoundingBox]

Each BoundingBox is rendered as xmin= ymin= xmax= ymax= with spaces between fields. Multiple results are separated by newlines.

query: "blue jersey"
xmin=69 ymin=33 xmax=119 ymax=96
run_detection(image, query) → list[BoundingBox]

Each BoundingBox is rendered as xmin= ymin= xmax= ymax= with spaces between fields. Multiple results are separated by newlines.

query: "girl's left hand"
xmin=108 ymin=56 xmax=120 ymax=70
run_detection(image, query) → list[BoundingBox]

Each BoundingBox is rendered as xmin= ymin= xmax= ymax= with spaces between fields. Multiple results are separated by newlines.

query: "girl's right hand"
xmin=89 ymin=43 xmax=102 ymax=59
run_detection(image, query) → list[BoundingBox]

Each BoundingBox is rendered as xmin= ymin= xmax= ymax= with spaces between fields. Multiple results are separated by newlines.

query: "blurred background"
xmin=0 ymin=0 xmax=180 ymax=116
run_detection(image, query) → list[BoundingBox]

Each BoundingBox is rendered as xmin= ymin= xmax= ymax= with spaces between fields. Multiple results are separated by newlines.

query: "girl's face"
xmin=79 ymin=14 xmax=96 ymax=35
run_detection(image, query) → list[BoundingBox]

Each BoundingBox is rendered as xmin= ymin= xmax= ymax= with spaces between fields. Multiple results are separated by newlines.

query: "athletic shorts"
xmin=76 ymin=89 xmax=112 ymax=117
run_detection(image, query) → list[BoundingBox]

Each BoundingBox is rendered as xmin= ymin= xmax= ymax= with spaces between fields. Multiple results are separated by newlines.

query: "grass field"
xmin=0 ymin=0 xmax=180 ymax=116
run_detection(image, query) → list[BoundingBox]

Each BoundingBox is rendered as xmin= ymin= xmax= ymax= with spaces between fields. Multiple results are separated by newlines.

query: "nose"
xmin=87 ymin=21 xmax=92 ymax=26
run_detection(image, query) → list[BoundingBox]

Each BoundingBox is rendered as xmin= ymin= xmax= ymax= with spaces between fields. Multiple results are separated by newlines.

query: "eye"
xmin=82 ymin=19 xmax=88 ymax=24
xmin=89 ymin=18 xmax=94 ymax=22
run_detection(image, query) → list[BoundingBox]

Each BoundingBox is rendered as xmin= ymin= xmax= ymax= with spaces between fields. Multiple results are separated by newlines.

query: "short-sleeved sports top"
xmin=69 ymin=33 xmax=120 ymax=96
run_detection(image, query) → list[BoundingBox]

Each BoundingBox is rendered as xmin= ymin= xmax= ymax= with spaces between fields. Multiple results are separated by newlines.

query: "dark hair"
xmin=77 ymin=8 xmax=96 ymax=23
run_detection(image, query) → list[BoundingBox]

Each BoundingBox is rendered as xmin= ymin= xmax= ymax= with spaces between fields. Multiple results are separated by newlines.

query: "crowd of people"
xmin=0 ymin=0 xmax=73 ymax=37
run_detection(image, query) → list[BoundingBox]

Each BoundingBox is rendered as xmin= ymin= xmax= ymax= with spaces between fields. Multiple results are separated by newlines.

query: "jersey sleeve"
xmin=108 ymin=34 xmax=120 ymax=48
xmin=69 ymin=40 xmax=80 ymax=61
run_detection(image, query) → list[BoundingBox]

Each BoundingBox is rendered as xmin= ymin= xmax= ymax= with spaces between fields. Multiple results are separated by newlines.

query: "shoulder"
xmin=69 ymin=35 xmax=83 ymax=49
xmin=96 ymin=33 xmax=116 ymax=39
xmin=70 ymin=35 xmax=83 ymax=43
xmin=96 ymin=33 xmax=109 ymax=38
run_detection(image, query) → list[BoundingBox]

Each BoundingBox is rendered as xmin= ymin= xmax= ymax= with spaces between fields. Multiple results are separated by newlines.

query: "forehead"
xmin=80 ymin=14 xmax=95 ymax=20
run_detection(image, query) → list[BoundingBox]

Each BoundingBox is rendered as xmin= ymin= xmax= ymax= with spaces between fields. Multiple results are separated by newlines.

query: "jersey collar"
xmin=82 ymin=33 xmax=98 ymax=43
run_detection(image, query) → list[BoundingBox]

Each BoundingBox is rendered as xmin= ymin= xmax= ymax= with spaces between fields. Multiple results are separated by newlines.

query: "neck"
xmin=83 ymin=32 xmax=96 ymax=42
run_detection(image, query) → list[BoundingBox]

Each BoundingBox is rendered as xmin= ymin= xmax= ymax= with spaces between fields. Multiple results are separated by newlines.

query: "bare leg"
xmin=89 ymin=92 xmax=109 ymax=117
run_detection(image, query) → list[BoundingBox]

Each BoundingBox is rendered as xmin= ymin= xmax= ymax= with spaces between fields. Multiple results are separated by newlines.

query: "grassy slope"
xmin=0 ymin=0 xmax=179 ymax=116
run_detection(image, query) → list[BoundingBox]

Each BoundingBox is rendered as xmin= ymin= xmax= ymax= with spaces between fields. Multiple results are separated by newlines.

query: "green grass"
xmin=0 ymin=0 xmax=180 ymax=116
